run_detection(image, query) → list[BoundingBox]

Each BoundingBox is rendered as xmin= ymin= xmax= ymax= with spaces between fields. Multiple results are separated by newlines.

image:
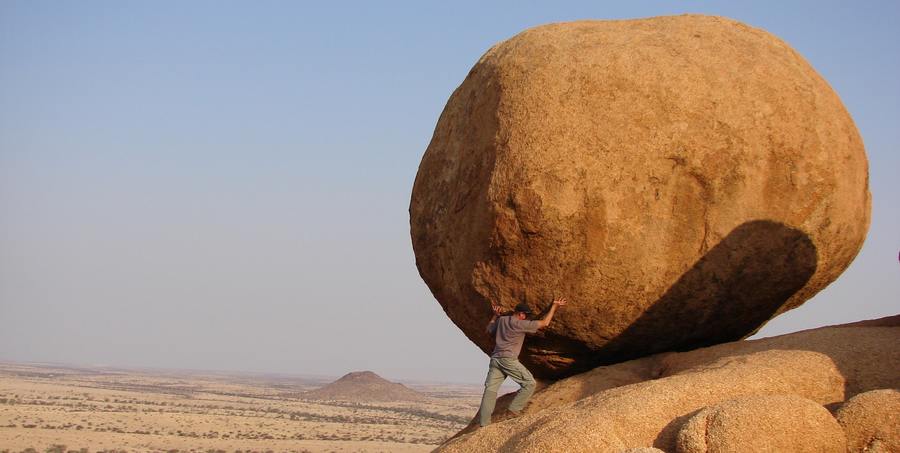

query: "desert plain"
xmin=0 ymin=362 xmax=483 ymax=453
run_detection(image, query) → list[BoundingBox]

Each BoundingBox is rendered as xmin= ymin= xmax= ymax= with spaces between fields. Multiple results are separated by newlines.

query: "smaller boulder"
xmin=834 ymin=389 xmax=900 ymax=453
xmin=676 ymin=394 xmax=846 ymax=453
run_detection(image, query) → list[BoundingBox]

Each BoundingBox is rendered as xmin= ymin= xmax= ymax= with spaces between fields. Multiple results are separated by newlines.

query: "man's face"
xmin=516 ymin=312 xmax=527 ymax=320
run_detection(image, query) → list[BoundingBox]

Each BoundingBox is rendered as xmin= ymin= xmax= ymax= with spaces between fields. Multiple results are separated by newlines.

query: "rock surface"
xmin=835 ymin=389 xmax=900 ymax=453
xmin=410 ymin=14 xmax=870 ymax=378
xmin=675 ymin=395 xmax=846 ymax=453
xmin=302 ymin=371 xmax=427 ymax=403
xmin=438 ymin=316 xmax=899 ymax=452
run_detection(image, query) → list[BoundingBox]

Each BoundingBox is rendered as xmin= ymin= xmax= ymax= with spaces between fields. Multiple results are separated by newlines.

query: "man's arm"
xmin=536 ymin=298 xmax=567 ymax=329
xmin=486 ymin=304 xmax=504 ymax=334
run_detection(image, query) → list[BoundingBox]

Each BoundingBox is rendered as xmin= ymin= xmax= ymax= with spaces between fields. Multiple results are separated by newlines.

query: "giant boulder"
xmin=409 ymin=15 xmax=870 ymax=378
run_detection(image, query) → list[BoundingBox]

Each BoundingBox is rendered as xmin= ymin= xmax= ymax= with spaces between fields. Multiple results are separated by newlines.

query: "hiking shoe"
xmin=498 ymin=408 xmax=522 ymax=420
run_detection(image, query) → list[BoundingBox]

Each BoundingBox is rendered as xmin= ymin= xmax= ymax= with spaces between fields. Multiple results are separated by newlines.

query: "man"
xmin=477 ymin=297 xmax=567 ymax=427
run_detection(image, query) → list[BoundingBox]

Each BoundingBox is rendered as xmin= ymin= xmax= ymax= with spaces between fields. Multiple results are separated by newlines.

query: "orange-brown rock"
xmin=409 ymin=15 xmax=870 ymax=378
xmin=835 ymin=389 xmax=900 ymax=453
xmin=675 ymin=395 xmax=846 ymax=453
xmin=438 ymin=316 xmax=899 ymax=453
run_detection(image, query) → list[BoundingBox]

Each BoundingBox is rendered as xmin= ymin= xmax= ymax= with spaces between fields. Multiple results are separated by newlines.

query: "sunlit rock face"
xmin=436 ymin=317 xmax=900 ymax=453
xmin=410 ymin=15 xmax=870 ymax=378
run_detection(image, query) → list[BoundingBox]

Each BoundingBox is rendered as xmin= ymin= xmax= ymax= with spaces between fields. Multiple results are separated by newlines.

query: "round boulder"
xmin=835 ymin=389 xmax=900 ymax=453
xmin=675 ymin=395 xmax=847 ymax=453
xmin=410 ymin=15 xmax=870 ymax=378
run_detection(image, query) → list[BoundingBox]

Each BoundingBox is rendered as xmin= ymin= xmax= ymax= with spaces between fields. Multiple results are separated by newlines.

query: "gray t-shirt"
xmin=488 ymin=316 xmax=540 ymax=358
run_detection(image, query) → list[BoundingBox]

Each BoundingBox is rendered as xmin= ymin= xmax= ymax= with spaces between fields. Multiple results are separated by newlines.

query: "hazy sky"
xmin=1 ymin=1 xmax=898 ymax=383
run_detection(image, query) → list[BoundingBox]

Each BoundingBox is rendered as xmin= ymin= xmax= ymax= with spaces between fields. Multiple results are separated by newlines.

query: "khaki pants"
xmin=478 ymin=357 xmax=536 ymax=427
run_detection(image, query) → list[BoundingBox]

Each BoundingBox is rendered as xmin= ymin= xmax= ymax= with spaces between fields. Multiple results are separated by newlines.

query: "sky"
xmin=1 ymin=1 xmax=897 ymax=384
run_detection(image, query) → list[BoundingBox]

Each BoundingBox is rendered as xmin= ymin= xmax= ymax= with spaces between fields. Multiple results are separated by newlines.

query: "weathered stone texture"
xmin=835 ymin=389 xmax=900 ymax=453
xmin=676 ymin=395 xmax=847 ymax=453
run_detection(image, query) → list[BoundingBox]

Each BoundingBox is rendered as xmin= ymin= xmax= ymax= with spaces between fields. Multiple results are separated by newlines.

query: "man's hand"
xmin=537 ymin=297 xmax=567 ymax=329
xmin=487 ymin=303 xmax=503 ymax=334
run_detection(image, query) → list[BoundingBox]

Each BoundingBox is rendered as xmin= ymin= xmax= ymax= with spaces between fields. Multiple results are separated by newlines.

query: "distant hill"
xmin=302 ymin=371 xmax=428 ymax=403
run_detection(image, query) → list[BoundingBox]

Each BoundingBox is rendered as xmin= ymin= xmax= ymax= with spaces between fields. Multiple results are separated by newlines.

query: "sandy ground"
xmin=0 ymin=362 xmax=482 ymax=452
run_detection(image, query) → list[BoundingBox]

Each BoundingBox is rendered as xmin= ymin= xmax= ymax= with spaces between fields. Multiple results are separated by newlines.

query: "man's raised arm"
xmin=537 ymin=298 xmax=567 ymax=329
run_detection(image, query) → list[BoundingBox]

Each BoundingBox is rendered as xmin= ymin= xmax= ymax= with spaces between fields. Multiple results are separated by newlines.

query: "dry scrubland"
xmin=0 ymin=363 xmax=480 ymax=452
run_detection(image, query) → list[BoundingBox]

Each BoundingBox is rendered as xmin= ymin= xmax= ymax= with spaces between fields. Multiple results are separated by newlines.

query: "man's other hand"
xmin=552 ymin=298 xmax=567 ymax=307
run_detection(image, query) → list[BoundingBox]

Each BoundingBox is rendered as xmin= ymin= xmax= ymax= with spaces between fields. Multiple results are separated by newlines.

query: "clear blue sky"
xmin=1 ymin=1 xmax=897 ymax=383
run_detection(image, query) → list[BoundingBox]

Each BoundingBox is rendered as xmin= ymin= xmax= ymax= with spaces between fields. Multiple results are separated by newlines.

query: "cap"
xmin=514 ymin=303 xmax=532 ymax=314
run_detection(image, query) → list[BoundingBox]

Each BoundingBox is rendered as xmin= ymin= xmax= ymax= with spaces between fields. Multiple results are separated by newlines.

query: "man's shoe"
xmin=498 ymin=408 xmax=522 ymax=420
xmin=456 ymin=422 xmax=481 ymax=436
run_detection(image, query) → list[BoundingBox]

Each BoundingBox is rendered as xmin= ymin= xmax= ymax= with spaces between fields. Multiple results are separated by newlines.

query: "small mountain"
xmin=302 ymin=371 xmax=428 ymax=402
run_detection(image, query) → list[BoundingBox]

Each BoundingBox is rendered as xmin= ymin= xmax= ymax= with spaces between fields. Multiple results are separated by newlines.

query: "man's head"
xmin=514 ymin=303 xmax=532 ymax=320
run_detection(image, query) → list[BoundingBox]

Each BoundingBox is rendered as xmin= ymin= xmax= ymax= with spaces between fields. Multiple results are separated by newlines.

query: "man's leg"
xmin=496 ymin=358 xmax=536 ymax=413
xmin=477 ymin=358 xmax=506 ymax=427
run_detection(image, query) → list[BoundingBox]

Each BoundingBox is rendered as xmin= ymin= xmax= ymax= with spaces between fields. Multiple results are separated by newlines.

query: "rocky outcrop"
xmin=302 ymin=371 xmax=427 ymax=403
xmin=675 ymin=395 xmax=846 ymax=453
xmin=835 ymin=389 xmax=900 ymax=453
xmin=438 ymin=316 xmax=899 ymax=452
xmin=410 ymin=15 xmax=870 ymax=379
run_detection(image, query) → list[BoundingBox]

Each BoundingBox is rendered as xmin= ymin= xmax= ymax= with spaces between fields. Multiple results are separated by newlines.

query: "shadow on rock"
xmin=524 ymin=219 xmax=819 ymax=378
xmin=599 ymin=219 xmax=818 ymax=364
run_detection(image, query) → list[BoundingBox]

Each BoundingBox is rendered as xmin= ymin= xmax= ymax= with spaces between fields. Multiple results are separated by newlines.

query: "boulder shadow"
xmin=599 ymin=219 xmax=818 ymax=365
xmin=531 ymin=219 xmax=819 ymax=378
